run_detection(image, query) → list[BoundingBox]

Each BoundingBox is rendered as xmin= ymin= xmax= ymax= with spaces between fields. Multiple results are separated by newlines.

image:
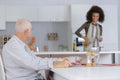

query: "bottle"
xmin=36 ymin=46 xmax=39 ymax=52
xmin=73 ymin=40 xmax=77 ymax=52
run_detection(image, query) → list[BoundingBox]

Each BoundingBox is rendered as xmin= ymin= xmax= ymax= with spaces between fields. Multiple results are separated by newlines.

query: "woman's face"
xmin=92 ymin=13 xmax=100 ymax=23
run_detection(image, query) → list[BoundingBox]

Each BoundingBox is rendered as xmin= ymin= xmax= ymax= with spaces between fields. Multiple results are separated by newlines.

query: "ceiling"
xmin=0 ymin=0 xmax=118 ymax=6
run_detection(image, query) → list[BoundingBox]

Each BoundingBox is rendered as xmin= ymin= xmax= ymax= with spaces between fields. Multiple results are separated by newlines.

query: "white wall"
xmin=115 ymin=0 xmax=120 ymax=64
xmin=118 ymin=1 xmax=120 ymax=51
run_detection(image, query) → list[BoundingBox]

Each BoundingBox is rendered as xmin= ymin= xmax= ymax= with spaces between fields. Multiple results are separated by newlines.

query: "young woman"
xmin=75 ymin=5 xmax=105 ymax=51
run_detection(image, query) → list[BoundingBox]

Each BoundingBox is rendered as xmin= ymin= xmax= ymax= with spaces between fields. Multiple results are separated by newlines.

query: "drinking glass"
xmin=75 ymin=56 xmax=81 ymax=65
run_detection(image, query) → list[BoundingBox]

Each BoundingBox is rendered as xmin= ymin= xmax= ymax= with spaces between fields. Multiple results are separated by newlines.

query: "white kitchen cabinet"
xmin=38 ymin=6 xmax=70 ymax=21
xmin=6 ymin=6 xmax=70 ymax=22
xmin=6 ymin=6 xmax=38 ymax=21
xmin=0 ymin=6 xmax=6 ymax=30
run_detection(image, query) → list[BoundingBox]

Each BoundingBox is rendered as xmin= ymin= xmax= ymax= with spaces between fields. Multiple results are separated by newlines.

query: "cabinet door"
xmin=6 ymin=6 xmax=38 ymax=21
xmin=38 ymin=6 xmax=70 ymax=21
xmin=0 ymin=6 xmax=6 ymax=30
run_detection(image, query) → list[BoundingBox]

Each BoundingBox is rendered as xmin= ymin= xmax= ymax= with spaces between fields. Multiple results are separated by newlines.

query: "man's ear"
xmin=24 ymin=29 xmax=29 ymax=35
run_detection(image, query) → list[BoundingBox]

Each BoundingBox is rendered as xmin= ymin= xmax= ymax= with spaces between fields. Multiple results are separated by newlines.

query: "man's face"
xmin=24 ymin=24 xmax=32 ymax=41
xmin=27 ymin=27 xmax=32 ymax=40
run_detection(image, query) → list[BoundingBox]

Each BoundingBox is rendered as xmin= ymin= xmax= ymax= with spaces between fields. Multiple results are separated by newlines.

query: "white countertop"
xmin=51 ymin=66 xmax=120 ymax=80
xmin=35 ymin=51 xmax=120 ymax=55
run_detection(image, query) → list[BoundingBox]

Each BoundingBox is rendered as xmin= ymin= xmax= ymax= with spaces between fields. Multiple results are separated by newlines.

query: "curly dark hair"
xmin=86 ymin=5 xmax=105 ymax=23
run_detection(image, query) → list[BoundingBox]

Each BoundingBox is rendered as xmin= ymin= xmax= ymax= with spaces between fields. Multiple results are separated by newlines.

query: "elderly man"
xmin=2 ymin=19 xmax=70 ymax=80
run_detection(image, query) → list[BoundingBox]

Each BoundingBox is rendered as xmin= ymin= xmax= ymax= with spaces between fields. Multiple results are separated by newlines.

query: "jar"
xmin=86 ymin=47 xmax=100 ymax=66
xmin=44 ymin=45 xmax=48 ymax=51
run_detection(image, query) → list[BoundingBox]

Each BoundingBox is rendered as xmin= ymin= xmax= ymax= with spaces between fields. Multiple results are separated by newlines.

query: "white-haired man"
xmin=2 ymin=19 xmax=71 ymax=80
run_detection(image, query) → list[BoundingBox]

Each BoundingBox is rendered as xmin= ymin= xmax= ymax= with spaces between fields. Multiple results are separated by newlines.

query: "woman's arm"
xmin=75 ymin=22 xmax=89 ymax=40
xmin=98 ymin=24 xmax=103 ymax=42
xmin=75 ymin=22 xmax=91 ymax=46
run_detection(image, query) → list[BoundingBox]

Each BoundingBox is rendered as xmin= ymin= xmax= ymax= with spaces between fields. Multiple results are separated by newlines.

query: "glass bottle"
xmin=73 ymin=40 xmax=77 ymax=52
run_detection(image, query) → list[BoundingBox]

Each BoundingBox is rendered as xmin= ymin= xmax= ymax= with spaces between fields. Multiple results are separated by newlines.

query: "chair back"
xmin=0 ymin=53 xmax=6 ymax=80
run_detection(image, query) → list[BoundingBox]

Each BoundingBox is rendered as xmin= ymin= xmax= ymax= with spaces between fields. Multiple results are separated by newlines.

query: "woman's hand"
xmin=98 ymin=36 xmax=103 ymax=42
xmin=83 ymin=37 xmax=91 ymax=46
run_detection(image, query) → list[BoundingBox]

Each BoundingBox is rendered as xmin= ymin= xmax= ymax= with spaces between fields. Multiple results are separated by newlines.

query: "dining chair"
xmin=0 ymin=54 xmax=6 ymax=80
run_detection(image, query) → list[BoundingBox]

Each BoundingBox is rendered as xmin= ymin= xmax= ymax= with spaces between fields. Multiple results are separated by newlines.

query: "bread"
xmin=53 ymin=60 xmax=71 ymax=68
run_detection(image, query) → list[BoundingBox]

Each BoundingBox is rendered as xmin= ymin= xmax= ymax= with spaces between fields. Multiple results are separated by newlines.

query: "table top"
xmin=51 ymin=66 xmax=120 ymax=80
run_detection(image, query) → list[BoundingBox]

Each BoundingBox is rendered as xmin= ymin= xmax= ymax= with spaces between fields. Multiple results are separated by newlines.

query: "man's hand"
xmin=53 ymin=58 xmax=71 ymax=68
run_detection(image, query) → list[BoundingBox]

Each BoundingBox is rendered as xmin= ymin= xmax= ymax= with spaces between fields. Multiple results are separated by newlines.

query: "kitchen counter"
xmin=51 ymin=66 xmax=120 ymax=80
xmin=34 ymin=51 xmax=120 ymax=55
xmin=34 ymin=51 xmax=120 ymax=64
